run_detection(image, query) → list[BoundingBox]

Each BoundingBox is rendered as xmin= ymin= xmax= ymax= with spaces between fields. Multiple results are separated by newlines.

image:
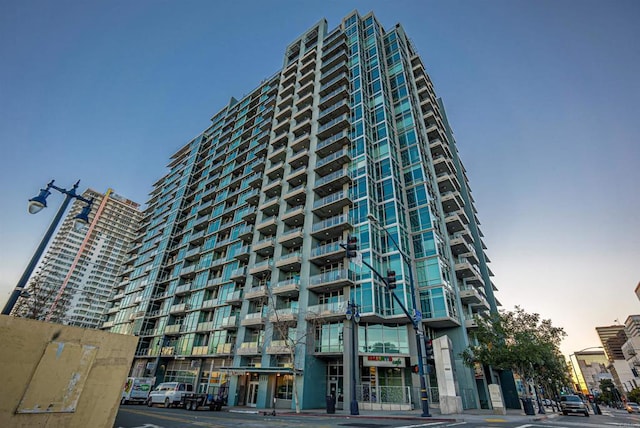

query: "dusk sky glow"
xmin=1 ymin=0 xmax=639 ymax=356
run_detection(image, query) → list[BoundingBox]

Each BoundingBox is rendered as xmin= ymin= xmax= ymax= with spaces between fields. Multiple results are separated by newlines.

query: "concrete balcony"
xmin=308 ymin=269 xmax=355 ymax=292
xmin=165 ymin=323 xmax=183 ymax=334
xmin=459 ymin=287 xmax=483 ymax=304
xmin=248 ymin=185 xmax=263 ymax=204
xmin=281 ymin=205 xmax=305 ymax=226
xmin=263 ymin=178 xmax=282 ymax=198
xmin=318 ymin=72 xmax=349 ymax=97
xmin=290 ymin=132 xmax=311 ymax=152
xmin=234 ymin=245 xmax=251 ymax=261
xmin=245 ymin=285 xmax=268 ymax=300
xmin=206 ymin=277 xmax=226 ymax=290
xmin=201 ymin=298 xmax=224 ymax=310
xmin=169 ymin=303 xmax=190 ymax=314
xmin=272 ymin=279 xmax=300 ymax=297
xmin=180 ymin=265 xmax=197 ymax=278
xmin=256 ymin=215 xmax=278 ymax=235
xmin=249 ymin=259 xmax=273 ymax=277
xmin=237 ymin=224 xmax=254 ymax=241
xmin=316 ymin=130 xmax=349 ymax=157
xmin=433 ymin=155 xmax=455 ymax=176
xmin=221 ymin=315 xmax=239 ymax=329
xmin=288 ymin=148 xmax=309 ymax=169
xmin=436 ymin=172 xmax=461 ymax=194
xmin=306 ymin=301 xmax=347 ymax=321
xmin=318 ymin=99 xmax=350 ymax=125
xmin=309 ymin=242 xmax=345 ymax=266
xmin=286 ymin=165 xmax=308 ymax=186
xmin=253 ymin=238 xmax=275 ymax=256
xmin=316 ymin=113 xmax=350 ymax=140
xmin=196 ymin=321 xmax=216 ymax=332
xmin=312 ymin=190 xmax=351 ymax=217
xmin=225 ymin=290 xmax=243 ymax=306
xmin=266 ymin=340 xmax=290 ymax=354
xmin=230 ymin=267 xmax=247 ymax=281
xmin=175 ymin=283 xmax=192 ymax=295
xmin=449 ymin=236 xmax=472 ymax=256
xmin=269 ymin=307 xmax=298 ymax=323
xmin=311 ymin=214 xmax=351 ymax=240
xmin=237 ymin=342 xmax=261 ymax=355
xmin=276 ymin=252 xmax=302 ymax=270
xmin=184 ymin=246 xmax=201 ymax=261
xmin=191 ymin=346 xmax=210 ymax=356
xmin=445 ymin=211 xmax=467 ymax=233
xmin=278 ymin=227 xmax=304 ymax=248
xmin=216 ymin=343 xmax=234 ymax=355
xmin=470 ymin=295 xmax=490 ymax=313
xmin=314 ymin=148 xmax=351 ymax=176
xmin=465 ymin=318 xmax=478 ymax=329
xmin=241 ymin=313 xmax=264 ymax=327
xmin=283 ymin=184 xmax=306 ymax=204
xmin=313 ymin=168 xmax=351 ymax=197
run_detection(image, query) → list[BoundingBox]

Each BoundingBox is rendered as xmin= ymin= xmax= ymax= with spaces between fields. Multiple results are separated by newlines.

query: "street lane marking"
xmin=394 ymin=423 xmax=445 ymax=428
xmin=118 ymin=408 xmax=223 ymax=427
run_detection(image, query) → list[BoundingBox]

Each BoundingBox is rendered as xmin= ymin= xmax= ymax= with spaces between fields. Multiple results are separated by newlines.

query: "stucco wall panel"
xmin=0 ymin=315 xmax=138 ymax=428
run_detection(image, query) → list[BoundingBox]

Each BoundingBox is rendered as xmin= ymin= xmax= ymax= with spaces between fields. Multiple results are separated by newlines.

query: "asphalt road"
xmin=114 ymin=404 xmax=640 ymax=428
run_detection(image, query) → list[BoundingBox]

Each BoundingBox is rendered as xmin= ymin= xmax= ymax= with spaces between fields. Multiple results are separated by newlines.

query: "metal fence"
xmin=410 ymin=386 xmax=440 ymax=405
xmin=356 ymin=385 xmax=413 ymax=410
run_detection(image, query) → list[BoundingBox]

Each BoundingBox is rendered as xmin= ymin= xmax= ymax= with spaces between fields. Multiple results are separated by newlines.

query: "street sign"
xmin=353 ymin=251 xmax=363 ymax=267
xmin=413 ymin=310 xmax=422 ymax=322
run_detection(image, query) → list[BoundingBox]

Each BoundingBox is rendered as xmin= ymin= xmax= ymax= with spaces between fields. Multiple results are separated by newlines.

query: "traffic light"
xmin=412 ymin=364 xmax=419 ymax=374
xmin=386 ymin=270 xmax=396 ymax=289
xmin=425 ymin=339 xmax=434 ymax=361
xmin=345 ymin=235 xmax=358 ymax=258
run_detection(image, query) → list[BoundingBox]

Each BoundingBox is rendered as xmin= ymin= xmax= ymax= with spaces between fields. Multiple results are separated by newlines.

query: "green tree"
xmin=461 ymin=306 xmax=570 ymax=398
xmin=598 ymin=379 xmax=617 ymax=404
xmin=627 ymin=387 xmax=640 ymax=404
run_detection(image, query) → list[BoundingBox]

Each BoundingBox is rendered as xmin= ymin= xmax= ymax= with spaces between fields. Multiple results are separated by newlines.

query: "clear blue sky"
xmin=1 ymin=0 xmax=639 ymax=356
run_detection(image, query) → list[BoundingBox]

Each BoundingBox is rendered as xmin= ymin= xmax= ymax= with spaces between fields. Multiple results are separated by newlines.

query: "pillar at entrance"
xmin=434 ymin=336 xmax=463 ymax=414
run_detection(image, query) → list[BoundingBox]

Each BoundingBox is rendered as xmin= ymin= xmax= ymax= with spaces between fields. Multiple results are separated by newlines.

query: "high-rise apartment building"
xmin=597 ymin=325 xmax=628 ymax=361
xmin=103 ymin=12 xmax=503 ymax=411
xmin=12 ymin=188 xmax=142 ymax=328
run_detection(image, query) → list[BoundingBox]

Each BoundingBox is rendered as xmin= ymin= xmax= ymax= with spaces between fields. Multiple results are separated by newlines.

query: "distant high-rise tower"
xmin=13 ymin=189 xmax=142 ymax=328
xmin=103 ymin=12 xmax=506 ymax=411
xmin=625 ymin=315 xmax=640 ymax=339
xmin=596 ymin=325 xmax=628 ymax=361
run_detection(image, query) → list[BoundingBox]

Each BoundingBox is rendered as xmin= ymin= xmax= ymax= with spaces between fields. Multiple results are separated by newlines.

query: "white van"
xmin=121 ymin=377 xmax=154 ymax=404
xmin=147 ymin=382 xmax=194 ymax=407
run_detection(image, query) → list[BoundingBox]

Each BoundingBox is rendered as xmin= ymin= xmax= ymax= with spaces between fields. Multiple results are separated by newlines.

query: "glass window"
xmin=276 ymin=374 xmax=293 ymax=399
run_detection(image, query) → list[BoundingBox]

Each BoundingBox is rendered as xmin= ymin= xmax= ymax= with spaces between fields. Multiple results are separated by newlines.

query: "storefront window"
xmin=276 ymin=374 xmax=293 ymax=400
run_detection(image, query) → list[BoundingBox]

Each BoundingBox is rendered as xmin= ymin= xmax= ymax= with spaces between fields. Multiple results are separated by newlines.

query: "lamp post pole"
xmin=368 ymin=215 xmax=431 ymax=417
xmin=2 ymin=180 xmax=93 ymax=316
xmin=346 ymin=301 xmax=360 ymax=415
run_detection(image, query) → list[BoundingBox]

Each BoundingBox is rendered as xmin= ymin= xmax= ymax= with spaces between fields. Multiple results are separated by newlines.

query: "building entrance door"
xmin=247 ymin=381 xmax=259 ymax=407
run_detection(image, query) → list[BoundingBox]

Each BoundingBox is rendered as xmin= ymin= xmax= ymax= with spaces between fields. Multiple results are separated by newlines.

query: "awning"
xmin=219 ymin=366 xmax=300 ymax=375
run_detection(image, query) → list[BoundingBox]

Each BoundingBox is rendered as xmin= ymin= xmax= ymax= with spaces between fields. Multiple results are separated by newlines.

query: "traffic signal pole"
xmin=342 ymin=235 xmax=432 ymax=417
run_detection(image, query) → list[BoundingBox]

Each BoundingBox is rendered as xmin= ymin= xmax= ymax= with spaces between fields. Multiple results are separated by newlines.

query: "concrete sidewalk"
xmin=228 ymin=405 xmax=561 ymax=423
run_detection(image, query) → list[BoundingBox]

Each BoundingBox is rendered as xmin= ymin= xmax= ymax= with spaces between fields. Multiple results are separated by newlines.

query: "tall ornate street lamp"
xmin=345 ymin=301 xmax=360 ymax=415
xmin=2 ymin=180 xmax=94 ymax=316
xmin=368 ymin=215 xmax=432 ymax=417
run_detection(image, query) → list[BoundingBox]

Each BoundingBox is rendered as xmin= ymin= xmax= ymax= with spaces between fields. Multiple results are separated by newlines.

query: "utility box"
xmin=0 ymin=315 xmax=138 ymax=428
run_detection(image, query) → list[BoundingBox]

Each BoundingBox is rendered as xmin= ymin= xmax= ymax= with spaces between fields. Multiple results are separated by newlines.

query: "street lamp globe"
xmin=28 ymin=189 xmax=51 ymax=214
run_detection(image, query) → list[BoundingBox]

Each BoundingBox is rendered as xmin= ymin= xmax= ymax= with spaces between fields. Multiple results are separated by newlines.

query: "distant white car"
xmin=147 ymin=382 xmax=193 ymax=407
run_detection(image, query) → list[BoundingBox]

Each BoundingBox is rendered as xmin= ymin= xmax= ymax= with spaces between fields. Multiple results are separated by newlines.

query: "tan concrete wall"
xmin=0 ymin=315 xmax=138 ymax=428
